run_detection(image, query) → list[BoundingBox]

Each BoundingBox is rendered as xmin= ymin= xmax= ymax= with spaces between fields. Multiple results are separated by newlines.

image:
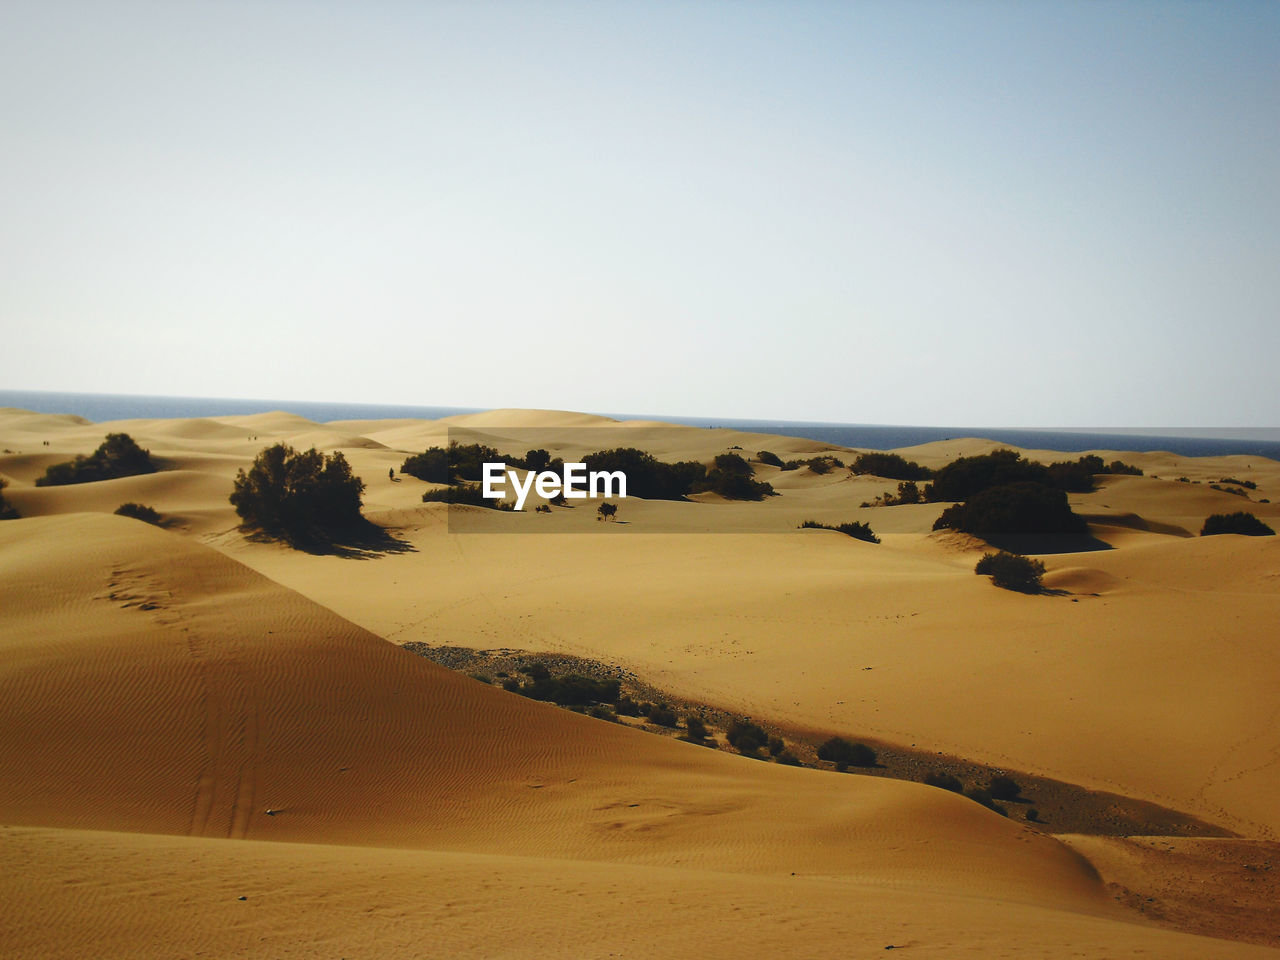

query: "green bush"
xmin=229 ymin=444 xmax=365 ymax=546
xmin=114 ymin=502 xmax=162 ymax=525
xmin=1200 ymin=512 xmax=1275 ymax=537
xmin=816 ymin=736 xmax=876 ymax=767
xmin=401 ymin=441 xmax=508 ymax=484
xmin=756 ymin=450 xmax=784 ymax=468
xmin=35 ymin=433 xmax=157 ymax=487
xmin=933 ymin=482 xmax=1086 ymax=536
xmin=850 ymin=452 xmax=932 ymax=481
xmin=925 ymin=449 xmax=1048 ymax=502
xmin=974 ymin=551 xmax=1046 ymax=593
xmin=581 ymin=447 xmax=706 ymax=501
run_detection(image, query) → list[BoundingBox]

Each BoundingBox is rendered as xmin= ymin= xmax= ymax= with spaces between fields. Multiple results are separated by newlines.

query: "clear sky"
xmin=2 ymin=1 xmax=1276 ymax=427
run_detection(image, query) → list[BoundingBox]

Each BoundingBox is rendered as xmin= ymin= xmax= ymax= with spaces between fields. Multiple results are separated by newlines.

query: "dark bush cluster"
xmin=0 ymin=479 xmax=18 ymax=520
xmin=695 ymin=453 xmax=775 ymax=500
xmin=1045 ymin=455 xmax=1143 ymax=493
xmin=989 ymin=775 xmax=1023 ymax=801
xmin=581 ymin=447 xmax=706 ymax=500
xmin=684 ymin=715 xmax=709 ymax=741
xmin=850 ymin=452 xmax=932 ymax=481
xmin=924 ymin=772 xmax=964 ymax=793
xmin=1210 ymin=484 xmax=1249 ymax=498
xmin=35 ymin=433 xmax=156 ymax=487
xmin=1217 ymin=477 xmax=1256 ymax=490
xmin=401 ymin=441 xmax=554 ymax=485
xmin=782 ymin=455 xmax=845 ymax=474
xmin=1200 ymin=512 xmax=1275 ymax=537
xmin=924 ymin=449 xmax=1049 ymax=502
xmin=934 ymin=482 xmax=1086 ymax=537
xmin=861 ymin=480 xmax=922 ymax=507
xmin=503 ymin=662 xmax=622 ymax=706
xmin=974 ymin=551 xmax=1047 ymax=593
xmin=817 ymin=736 xmax=876 ymax=770
xmin=726 ymin=719 xmax=769 ymax=755
xmin=229 ymin=443 xmax=365 ymax=546
xmin=756 ymin=450 xmax=784 ymax=468
xmin=114 ymin=502 xmax=162 ymax=525
xmin=421 ymin=483 xmax=512 ymax=509
xmin=799 ymin=519 xmax=880 ymax=544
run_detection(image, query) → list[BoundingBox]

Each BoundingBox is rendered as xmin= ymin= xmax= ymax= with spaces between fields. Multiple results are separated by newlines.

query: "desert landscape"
xmin=2 ymin=404 xmax=1278 ymax=957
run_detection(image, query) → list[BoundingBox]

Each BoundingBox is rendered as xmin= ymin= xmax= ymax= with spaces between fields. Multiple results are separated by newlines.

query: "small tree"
xmin=597 ymin=502 xmax=618 ymax=521
xmin=230 ymin=444 xmax=365 ymax=546
xmin=975 ymin=551 xmax=1046 ymax=593
xmin=726 ymin=720 xmax=769 ymax=755
xmin=35 ymin=432 xmax=156 ymax=486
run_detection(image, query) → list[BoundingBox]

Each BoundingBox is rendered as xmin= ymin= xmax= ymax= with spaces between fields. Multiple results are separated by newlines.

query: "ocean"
xmin=3 ymin=389 xmax=1278 ymax=461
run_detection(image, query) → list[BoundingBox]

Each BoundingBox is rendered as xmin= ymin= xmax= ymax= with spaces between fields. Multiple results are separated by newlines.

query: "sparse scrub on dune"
xmin=756 ymin=450 xmax=784 ymax=468
xmin=974 ymin=551 xmax=1046 ymax=593
xmin=799 ymin=519 xmax=880 ymax=544
xmin=863 ymin=480 xmax=922 ymax=507
xmin=1200 ymin=512 xmax=1275 ymax=537
xmin=934 ymin=482 xmax=1086 ymax=537
xmin=1209 ymin=484 xmax=1250 ymax=498
xmin=989 ymin=775 xmax=1023 ymax=801
xmin=1217 ymin=477 xmax=1257 ymax=490
xmin=817 ymin=736 xmax=876 ymax=769
xmin=924 ymin=772 xmax=964 ymax=793
xmin=783 ymin=455 xmax=845 ymax=475
xmin=726 ymin=719 xmax=769 ymax=756
xmin=684 ymin=715 xmax=709 ymax=741
xmin=35 ymin=432 xmax=157 ymax=487
xmin=646 ymin=703 xmax=679 ymax=728
xmin=507 ymin=664 xmax=622 ymax=707
xmin=421 ymin=483 xmax=512 ymax=509
xmin=114 ymin=502 xmax=162 ymax=525
xmin=964 ymin=788 xmax=1008 ymax=815
xmin=0 ymin=479 xmax=18 ymax=520
xmin=230 ymin=443 xmax=366 ymax=547
xmin=692 ymin=453 xmax=775 ymax=500
xmin=581 ymin=447 xmax=706 ymax=501
xmin=924 ymin=449 xmax=1049 ymax=502
xmin=850 ymin=452 xmax=932 ymax=481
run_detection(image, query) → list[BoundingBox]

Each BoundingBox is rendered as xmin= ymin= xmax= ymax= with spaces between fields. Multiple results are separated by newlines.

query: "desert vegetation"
xmin=799 ymin=519 xmax=880 ymax=544
xmin=817 ymin=736 xmax=877 ymax=771
xmin=974 ymin=551 xmax=1047 ymax=593
xmin=229 ymin=443 xmax=366 ymax=546
xmin=0 ymin=479 xmax=18 ymax=520
xmin=850 ymin=451 xmax=932 ymax=480
xmin=934 ymin=482 xmax=1086 ymax=537
xmin=35 ymin=433 xmax=157 ymax=486
xmin=697 ymin=453 xmax=775 ymax=500
xmin=114 ymin=502 xmax=162 ymax=525
xmin=1200 ymin=512 xmax=1275 ymax=537
xmin=420 ymin=483 xmax=512 ymax=509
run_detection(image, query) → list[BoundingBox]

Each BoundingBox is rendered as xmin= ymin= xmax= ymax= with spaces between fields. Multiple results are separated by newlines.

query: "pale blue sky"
xmin=2 ymin=1 xmax=1276 ymax=426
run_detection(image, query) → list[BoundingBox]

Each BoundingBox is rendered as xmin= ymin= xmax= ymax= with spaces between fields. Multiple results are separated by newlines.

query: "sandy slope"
xmin=2 ymin=406 xmax=1279 ymax=954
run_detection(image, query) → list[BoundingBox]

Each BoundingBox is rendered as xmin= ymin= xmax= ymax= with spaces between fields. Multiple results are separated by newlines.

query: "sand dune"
xmin=2 ymin=406 xmax=1278 ymax=954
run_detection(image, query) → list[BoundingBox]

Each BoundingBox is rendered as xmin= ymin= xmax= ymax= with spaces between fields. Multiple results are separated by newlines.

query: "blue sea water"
xmin=3 ymin=389 xmax=1278 ymax=461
